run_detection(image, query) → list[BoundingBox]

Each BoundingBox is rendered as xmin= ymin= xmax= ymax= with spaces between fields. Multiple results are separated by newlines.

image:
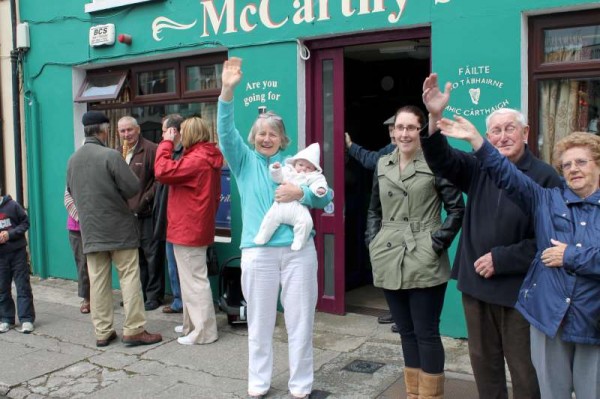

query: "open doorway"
xmin=343 ymin=39 xmax=431 ymax=315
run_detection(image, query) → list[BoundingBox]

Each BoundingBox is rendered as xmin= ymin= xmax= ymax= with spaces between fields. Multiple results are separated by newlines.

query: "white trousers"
xmin=531 ymin=325 xmax=600 ymax=399
xmin=173 ymin=245 xmax=218 ymax=344
xmin=254 ymin=201 xmax=313 ymax=251
xmin=241 ymin=240 xmax=318 ymax=396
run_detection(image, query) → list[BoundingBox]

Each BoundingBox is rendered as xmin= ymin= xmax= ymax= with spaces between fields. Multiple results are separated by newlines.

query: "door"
xmin=307 ymin=48 xmax=346 ymax=314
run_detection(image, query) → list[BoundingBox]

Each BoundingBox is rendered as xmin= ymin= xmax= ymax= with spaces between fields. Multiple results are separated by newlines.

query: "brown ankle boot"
xmin=404 ymin=367 xmax=421 ymax=399
xmin=418 ymin=371 xmax=444 ymax=399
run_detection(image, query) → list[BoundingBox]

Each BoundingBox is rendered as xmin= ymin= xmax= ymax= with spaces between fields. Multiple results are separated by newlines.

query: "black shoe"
xmin=119 ymin=301 xmax=124 ymax=307
xmin=391 ymin=324 xmax=399 ymax=333
xmin=96 ymin=331 xmax=118 ymax=347
xmin=144 ymin=300 xmax=160 ymax=311
xmin=378 ymin=312 xmax=394 ymax=324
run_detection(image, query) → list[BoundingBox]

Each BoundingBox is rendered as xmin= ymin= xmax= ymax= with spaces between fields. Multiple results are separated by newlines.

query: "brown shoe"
xmin=122 ymin=330 xmax=162 ymax=347
xmin=96 ymin=331 xmax=117 ymax=347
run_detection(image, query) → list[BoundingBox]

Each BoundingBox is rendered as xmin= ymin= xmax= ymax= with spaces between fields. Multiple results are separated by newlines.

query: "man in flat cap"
xmin=66 ymin=111 xmax=162 ymax=347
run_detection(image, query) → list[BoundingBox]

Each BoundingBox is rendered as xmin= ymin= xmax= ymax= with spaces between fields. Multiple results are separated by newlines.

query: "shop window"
xmin=181 ymin=56 xmax=224 ymax=99
xmin=132 ymin=62 xmax=178 ymax=101
xmin=529 ymin=10 xmax=600 ymax=163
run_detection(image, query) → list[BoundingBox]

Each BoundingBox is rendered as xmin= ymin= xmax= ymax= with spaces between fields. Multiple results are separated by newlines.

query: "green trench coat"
xmin=366 ymin=150 xmax=464 ymax=290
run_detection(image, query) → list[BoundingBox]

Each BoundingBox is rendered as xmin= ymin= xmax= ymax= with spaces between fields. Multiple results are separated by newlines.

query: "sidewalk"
xmin=0 ymin=277 xmax=486 ymax=398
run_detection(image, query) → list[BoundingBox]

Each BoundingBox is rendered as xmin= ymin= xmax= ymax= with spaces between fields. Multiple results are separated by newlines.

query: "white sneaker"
xmin=174 ymin=325 xmax=184 ymax=333
xmin=0 ymin=322 xmax=10 ymax=333
xmin=19 ymin=322 xmax=34 ymax=334
xmin=177 ymin=334 xmax=195 ymax=345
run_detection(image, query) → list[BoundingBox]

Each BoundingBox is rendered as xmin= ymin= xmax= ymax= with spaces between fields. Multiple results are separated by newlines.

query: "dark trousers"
xmin=462 ymin=293 xmax=540 ymax=399
xmin=0 ymin=247 xmax=35 ymax=324
xmin=68 ymin=230 xmax=90 ymax=299
xmin=138 ymin=217 xmax=165 ymax=303
xmin=384 ymin=283 xmax=447 ymax=373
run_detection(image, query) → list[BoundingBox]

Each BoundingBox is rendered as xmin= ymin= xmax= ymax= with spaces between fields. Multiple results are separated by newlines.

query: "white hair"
xmin=485 ymin=108 xmax=527 ymax=130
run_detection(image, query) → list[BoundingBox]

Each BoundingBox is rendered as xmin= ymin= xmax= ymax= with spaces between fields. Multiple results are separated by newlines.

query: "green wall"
xmin=19 ymin=0 xmax=600 ymax=337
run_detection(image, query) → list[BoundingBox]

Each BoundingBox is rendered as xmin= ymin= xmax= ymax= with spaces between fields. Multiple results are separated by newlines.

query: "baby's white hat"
xmin=286 ymin=143 xmax=322 ymax=173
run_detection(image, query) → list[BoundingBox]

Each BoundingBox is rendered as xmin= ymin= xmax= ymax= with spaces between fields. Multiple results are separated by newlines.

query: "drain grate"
xmin=343 ymin=359 xmax=386 ymax=374
xmin=309 ymin=390 xmax=331 ymax=398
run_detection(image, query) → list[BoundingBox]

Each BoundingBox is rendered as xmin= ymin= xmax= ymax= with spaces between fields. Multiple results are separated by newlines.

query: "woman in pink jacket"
xmin=155 ymin=116 xmax=223 ymax=345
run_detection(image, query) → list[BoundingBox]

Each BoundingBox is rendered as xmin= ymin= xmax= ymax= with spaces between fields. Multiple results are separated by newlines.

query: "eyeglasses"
xmin=395 ymin=124 xmax=421 ymax=133
xmin=560 ymin=158 xmax=594 ymax=172
xmin=488 ymin=124 xmax=519 ymax=136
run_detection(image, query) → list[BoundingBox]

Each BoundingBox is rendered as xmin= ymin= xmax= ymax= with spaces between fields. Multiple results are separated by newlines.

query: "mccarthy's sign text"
xmin=153 ymin=0 xmax=407 ymax=41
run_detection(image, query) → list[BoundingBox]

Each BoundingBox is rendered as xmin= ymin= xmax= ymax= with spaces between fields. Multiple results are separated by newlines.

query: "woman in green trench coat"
xmin=366 ymin=105 xmax=464 ymax=399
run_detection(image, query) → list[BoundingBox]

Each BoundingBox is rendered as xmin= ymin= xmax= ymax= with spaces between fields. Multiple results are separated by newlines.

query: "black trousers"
xmin=138 ymin=217 xmax=165 ymax=303
xmin=68 ymin=230 xmax=90 ymax=299
xmin=384 ymin=282 xmax=447 ymax=373
xmin=462 ymin=293 xmax=540 ymax=399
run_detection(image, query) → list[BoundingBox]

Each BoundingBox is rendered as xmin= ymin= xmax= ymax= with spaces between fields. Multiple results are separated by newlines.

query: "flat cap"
xmin=82 ymin=111 xmax=109 ymax=126
xmin=383 ymin=115 xmax=395 ymax=125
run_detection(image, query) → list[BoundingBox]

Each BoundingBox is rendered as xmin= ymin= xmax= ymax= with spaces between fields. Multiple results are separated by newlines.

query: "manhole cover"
xmin=343 ymin=359 xmax=386 ymax=374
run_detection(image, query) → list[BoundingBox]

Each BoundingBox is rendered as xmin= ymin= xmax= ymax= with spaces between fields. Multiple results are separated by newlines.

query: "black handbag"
xmin=207 ymin=245 xmax=219 ymax=276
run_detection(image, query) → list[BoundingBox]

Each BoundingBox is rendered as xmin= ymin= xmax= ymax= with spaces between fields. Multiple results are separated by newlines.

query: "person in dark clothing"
xmin=420 ymin=73 xmax=562 ymax=399
xmin=345 ymin=117 xmax=397 ymax=329
xmin=154 ymin=114 xmax=185 ymax=314
xmin=0 ymin=187 xmax=34 ymax=334
xmin=118 ymin=116 xmax=165 ymax=311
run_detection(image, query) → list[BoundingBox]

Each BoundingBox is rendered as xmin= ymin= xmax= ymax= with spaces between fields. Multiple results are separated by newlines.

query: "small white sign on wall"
xmin=89 ymin=24 xmax=115 ymax=47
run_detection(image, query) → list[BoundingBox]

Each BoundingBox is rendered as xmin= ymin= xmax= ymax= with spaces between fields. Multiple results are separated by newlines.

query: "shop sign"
xmin=152 ymin=0 xmax=413 ymax=41
xmin=445 ymin=65 xmax=510 ymax=117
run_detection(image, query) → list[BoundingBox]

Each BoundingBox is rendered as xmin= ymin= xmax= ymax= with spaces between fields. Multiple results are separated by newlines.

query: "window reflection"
xmin=137 ymin=69 xmax=176 ymax=95
xmin=544 ymin=25 xmax=600 ymax=63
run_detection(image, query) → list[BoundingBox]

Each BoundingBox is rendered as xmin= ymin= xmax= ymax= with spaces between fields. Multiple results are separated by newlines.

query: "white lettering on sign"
xmin=151 ymin=0 xmax=416 ymax=41
xmin=445 ymin=65 xmax=510 ymax=117
xmin=243 ymin=80 xmax=282 ymax=107
xmin=89 ymin=24 xmax=116 ymax=47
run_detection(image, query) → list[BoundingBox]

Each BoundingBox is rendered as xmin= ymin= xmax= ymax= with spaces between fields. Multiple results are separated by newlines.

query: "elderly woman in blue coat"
xmin=435 ymin=111 xmax=600 ymax=399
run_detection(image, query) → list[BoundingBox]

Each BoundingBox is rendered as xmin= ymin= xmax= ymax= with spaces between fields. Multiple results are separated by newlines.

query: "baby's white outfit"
xmin=254 ymin=143 xmax=328 ymax=250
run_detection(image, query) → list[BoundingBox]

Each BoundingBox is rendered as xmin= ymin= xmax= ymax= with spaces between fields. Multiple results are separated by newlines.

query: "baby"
xmin=254 ymin=143 xmax=329 ymax=250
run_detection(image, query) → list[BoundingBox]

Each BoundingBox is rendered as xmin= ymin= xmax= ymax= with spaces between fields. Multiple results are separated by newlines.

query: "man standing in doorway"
xmin=67 ymin=111 xmax=162 ymax=347
xmin=118 ymin=116 xmax=164 ymax=311
xmin=420 ymin=74 xmax=561 ymax=399
xmin=344 ymin=116 xmax=397 ymax=331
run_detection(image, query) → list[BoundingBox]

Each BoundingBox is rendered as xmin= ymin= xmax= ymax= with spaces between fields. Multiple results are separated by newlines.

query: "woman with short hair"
xmin=438 ymin=117 xmax=600 ymax=399
xmin=155 ymin=116 xmax=223 ymax=345
xmin=218 ymin=57 xmax=332 ymax=399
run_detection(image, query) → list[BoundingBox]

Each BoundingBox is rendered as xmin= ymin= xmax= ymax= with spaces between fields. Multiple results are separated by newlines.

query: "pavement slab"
xmin=0 ymin=277 xmax=491 ymax=399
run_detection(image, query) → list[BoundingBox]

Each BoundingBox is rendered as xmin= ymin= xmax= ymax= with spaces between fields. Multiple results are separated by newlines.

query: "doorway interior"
xmin=342 ymin=39 xmax=431 ymax=316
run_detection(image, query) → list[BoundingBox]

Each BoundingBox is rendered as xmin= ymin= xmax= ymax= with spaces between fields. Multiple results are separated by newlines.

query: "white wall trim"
xmin=85 ymin=0 xmax=160 ymax=13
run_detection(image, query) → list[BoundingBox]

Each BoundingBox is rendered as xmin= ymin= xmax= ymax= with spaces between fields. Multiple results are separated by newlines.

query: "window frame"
xmin=74 ymin=71 xmax=128 ymax=103
xmin=180 ymin=53 xmax=227 ymax=100
xmin=131 ymin=60 xmax=180 ymax=103
xmin=528 ymin=9 xmax=600 ymax=156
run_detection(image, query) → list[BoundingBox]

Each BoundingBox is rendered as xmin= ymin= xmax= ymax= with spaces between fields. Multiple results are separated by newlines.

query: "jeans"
xmin=384 ymin=283 xmax=447 ymax=374
xmin=0 ymin=247 xmax=35 ymax=324
xmin=166 ymin=241 xmax=182 ymax=311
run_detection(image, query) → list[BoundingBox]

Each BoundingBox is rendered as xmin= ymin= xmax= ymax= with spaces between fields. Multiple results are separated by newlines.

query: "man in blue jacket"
xmin=345 ymin=116 xmax=397 ymax=330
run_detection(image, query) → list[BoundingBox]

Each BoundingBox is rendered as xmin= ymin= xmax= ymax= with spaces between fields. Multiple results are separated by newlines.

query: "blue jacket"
xmin=348 ymin=142 xmax=396 ymax=171
xmin=475 ymin=140 xmax=600 ymax=344
xmin=217 ymin=99 xmax=333 ymax=249
xmin=0 ymin=195 xmax=29 ymax=254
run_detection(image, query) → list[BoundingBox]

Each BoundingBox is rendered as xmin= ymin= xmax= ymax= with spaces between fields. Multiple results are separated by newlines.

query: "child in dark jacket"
xmin=0 ymin=186 xmax=35 ymax=333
